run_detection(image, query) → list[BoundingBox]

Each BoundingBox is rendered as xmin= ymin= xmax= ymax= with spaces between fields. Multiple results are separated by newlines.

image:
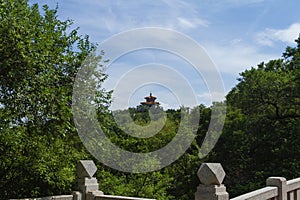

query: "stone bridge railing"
xmin=74 ymin=161 xmax=300 ymax=200
xmin=195 ymin=163 xmax=300 ymax=200
xmin=73 ymin=160 xmax=155 ymax=200
xmin=12 ymin=161 xmax=300 ymax=200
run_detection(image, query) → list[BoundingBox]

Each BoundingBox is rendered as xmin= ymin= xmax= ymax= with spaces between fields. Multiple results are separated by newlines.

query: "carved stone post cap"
xmin=197 ymin=163 xmax=225 ymax=185
xmin=77 ymin=160 xmax=97 ymax=178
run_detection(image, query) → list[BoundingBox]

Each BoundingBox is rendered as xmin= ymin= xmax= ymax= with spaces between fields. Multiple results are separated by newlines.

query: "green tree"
xmin=210 ymin=36 xmax=300 ymax=197
xmin=100 ymin=105 xmax=212 ymax=200
xmin=0 ymin=1 xmax=110 ymax=198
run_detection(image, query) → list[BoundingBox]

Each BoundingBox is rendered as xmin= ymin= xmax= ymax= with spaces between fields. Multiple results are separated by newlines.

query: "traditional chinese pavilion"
xmin=140 ymin=93 xmax=160 ymax=107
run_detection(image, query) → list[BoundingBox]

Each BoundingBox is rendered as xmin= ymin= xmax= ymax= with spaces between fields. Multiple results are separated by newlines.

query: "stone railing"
xmin=195 ymin=163 xmax=300 ymax=200
xmin=12 ymin=161 xmax=300 ymax=200
xmin=10 ymin=195 xmax=73 ymax=200
xmin=73 ymin=160 xmax=155 ymax=200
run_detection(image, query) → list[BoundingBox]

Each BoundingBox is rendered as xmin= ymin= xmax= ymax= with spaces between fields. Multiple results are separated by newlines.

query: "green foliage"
xmin=0 ymin=0 xmax=206 ymax=199
xmin=96 ymin=167 xmax=174 ymax=200
xmin=1 ymin=1 xmax=299 ymax=199
xmin=0 ymin=1 xmax=109 ymax=198
xmin=210 ymin=36 xmax=300 ymax=197
xmin=107 ymin=106 xmax=179 ymax=153
xmin=93 ymin=105 xmax=209 ymax=200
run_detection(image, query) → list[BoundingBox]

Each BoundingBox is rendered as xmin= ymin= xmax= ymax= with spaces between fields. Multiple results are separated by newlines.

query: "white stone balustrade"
xmin=195 ymin=163 xmax=300 ymax=200
xmin=11 ymin=161 xmax=300 ymax=200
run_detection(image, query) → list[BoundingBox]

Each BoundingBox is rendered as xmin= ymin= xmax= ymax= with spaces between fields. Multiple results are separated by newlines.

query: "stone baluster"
xmin=75 ymin=160 xmax=104 ymax=200
xmin=195 ymin=163 xmax=229 ymax=200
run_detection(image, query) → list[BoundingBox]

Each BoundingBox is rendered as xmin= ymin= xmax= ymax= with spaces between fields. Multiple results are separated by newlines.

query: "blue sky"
xmin=30 ymin=0 xmax=300 ymax=109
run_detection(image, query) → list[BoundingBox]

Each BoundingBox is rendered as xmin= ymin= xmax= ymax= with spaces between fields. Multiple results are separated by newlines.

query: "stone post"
xmin=76 ymin=160 xmax=104 ymax=200
xmin=195 ymin=163 xmax=229 ymax=200
xmin=266 ymin=177 xmax=287 ymax=200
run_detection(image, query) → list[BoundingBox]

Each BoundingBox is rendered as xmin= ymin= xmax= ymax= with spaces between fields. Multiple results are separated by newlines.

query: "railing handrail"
xmin=230 ymin=186 xmax=278 ymax=200
xmin=10 ymin=161 xmax=300 ymax=200
xmin=195 ymin=163 xmax=300 ymax=200
xmin=95 ymin=194 xmax=156 ymax=200
xmin=10 ymin=194 xmax=73 ymax=200
xmin=286 ymin=177 xmax=300 ymax=192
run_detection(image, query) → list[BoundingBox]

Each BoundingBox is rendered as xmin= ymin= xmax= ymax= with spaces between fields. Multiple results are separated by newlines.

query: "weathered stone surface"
xmin=267 ymin=177 xmax=287 ymax=200
xmin=72 ymin=191 xmax=82 ymax=200
xmin=79 ymin=182 xmax=99 ymax=193
xmin=77 ymin=160 xmax=97 ymax=178
xmin=197 ymin=163 xmax=225 ymax=185
xmin=195 ymin=185 xmax=229 ymax=200
xmin=10 ymin=195 xmax=74 ymax=200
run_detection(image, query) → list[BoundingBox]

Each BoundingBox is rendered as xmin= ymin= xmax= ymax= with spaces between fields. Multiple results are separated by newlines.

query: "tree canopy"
xmin=0 ymin=0 xmax=110 ymax=198
xmin=210 ymin=37 xmax=300 ymax=196
xmin=0 ymin=0 xmax=299 ymax=199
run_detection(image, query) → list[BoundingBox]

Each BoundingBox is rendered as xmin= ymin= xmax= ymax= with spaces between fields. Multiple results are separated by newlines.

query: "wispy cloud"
xmin=198 ymin=0 xmax=266 ymax=11
xmin=177 ymin=17 xmax=209 ymax=29
xmin=256 ymin=23 xmax=300 ymax=46
xmin=29 ymin=0 xmax=300 ymax=109
xmin=203 ymin=40 xmax=278 ymax=74
xmin=46 ymin=0 xmax=209 ymax=37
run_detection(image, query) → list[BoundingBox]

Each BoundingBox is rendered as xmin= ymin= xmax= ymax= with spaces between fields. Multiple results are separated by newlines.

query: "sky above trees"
xmin=29 ymin=0 xmax=300 ymax=109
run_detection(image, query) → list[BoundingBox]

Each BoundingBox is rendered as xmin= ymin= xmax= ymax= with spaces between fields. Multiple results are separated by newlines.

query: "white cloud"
xmin=203 ymin=41 xmax=279 ymax=74
xmin=177 ymin=17 xmax=209 ymax=29
xmin=43 ymin=0 xmax=209 ymax=37
xmin=29 ymin=0 xmax=297 ymax=108
xmin=99 ymin=30 xmax=281 ymax=108
xmin=200 ymin=0 xmax=266 ymax=11
xmin=256 ymin=23 xmax=300 ymax=46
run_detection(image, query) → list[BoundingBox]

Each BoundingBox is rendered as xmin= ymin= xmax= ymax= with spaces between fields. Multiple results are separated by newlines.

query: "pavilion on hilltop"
xmin=140 ymin=93 xmax=160 ymax=107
